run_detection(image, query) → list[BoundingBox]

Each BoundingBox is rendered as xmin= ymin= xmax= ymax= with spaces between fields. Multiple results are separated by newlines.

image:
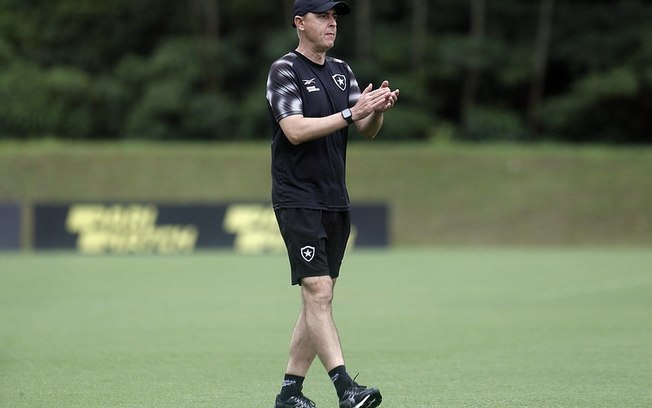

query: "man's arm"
xmin=279 ymin=81 xmax=399 ymax=145
xmin=354 ymin=111 xmax=384 ymax=140
xmin=279 ymin=113 xmax=350 ymax=145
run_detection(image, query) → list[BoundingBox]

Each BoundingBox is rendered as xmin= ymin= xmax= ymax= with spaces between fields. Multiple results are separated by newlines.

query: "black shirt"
xmin=266 ymin=51 xmax=362 ymax=211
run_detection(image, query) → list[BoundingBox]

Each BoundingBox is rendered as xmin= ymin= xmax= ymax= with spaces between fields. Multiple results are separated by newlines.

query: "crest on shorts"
xmin=332 ymin=74 xmax=347 ymax=91
xmin=300 ymin=245 xmax=315 ymax=262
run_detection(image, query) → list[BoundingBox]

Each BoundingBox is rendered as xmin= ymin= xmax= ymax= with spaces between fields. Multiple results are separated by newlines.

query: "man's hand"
xmin=374 ymin=80 xmax=400 ymax=113
xmin=350 ymin=81 xmax=400 ymax=139
xmin=351 ymin=81 xmax=400 ymax=121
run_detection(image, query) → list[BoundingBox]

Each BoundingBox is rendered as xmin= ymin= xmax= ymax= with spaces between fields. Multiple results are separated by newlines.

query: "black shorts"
xmin=274 ymin=208 xmax=351 ymax=286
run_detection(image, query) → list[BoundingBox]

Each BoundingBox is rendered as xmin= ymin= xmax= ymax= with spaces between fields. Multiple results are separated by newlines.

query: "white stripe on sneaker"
xmin=353 ymin=395 xmax=370 ymax=408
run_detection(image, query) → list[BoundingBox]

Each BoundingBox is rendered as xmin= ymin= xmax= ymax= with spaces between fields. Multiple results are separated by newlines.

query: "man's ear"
xmin=294 ymin=16 xmax=304 ymax=29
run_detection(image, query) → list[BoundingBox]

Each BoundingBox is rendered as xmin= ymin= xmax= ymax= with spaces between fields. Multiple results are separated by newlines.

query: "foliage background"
xmin=0 ymin=0 xmax=651 ymax=143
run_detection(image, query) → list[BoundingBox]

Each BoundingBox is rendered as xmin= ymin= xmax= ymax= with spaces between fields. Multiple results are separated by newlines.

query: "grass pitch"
xmin=1 ymin=248 xmax=651 ymax=407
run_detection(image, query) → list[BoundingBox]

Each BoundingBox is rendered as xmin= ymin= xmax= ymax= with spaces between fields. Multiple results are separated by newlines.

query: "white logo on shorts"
xmin=300 ymin=246 xmax=315 ymax=262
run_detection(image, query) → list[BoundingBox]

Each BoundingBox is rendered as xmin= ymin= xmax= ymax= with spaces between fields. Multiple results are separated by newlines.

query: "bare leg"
xmin=285 ymin=307 xmax=317 ymax=376
xmin=299 ymin=276 xmax=344 ymax=372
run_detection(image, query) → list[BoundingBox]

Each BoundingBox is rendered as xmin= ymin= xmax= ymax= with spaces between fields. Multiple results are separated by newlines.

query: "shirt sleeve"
xmin=266 ymin=58 xmax=303 ymax=122
xmin=346 ymin=63 xmax=361 ymax=108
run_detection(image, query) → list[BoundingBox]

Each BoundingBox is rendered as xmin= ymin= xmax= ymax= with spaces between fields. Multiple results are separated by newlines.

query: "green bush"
xmin=118 ymin=37 xmax=258 ymax=140
xmin=0 ymin=62 xmax=93 ymax=138
xmin=0 ymin=37 xmax=13 ymax=65
xmin=541 ymin=68 xmax=646 ymax=142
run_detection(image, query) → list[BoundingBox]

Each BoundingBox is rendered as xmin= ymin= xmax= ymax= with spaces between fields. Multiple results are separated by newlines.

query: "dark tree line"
xmin=0 ymin=0 xmax=650 ymax=143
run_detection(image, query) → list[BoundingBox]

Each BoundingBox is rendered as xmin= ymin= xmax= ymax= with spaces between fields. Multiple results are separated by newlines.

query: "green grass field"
xmin=2 ymin=248 xmax=651 ymax=407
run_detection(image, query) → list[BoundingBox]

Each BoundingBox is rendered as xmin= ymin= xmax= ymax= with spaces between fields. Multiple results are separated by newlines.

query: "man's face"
xmin=297 ymin=9 xmax=338 ymax=51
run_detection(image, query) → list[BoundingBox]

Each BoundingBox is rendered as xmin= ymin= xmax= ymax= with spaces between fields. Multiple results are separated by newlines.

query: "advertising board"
xmin=33 ymin=203 xmax=388 ymax=254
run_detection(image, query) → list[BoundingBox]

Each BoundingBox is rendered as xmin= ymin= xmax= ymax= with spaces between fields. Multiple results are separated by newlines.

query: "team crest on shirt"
xmin=332 ymin=74 xmax=347 ymax=91
xmin=300 ymin=246 xmax=315 ymax=262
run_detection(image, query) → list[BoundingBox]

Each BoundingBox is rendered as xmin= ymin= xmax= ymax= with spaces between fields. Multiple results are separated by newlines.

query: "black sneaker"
xmin=339 ymin=382 xmax=382 ymax=408
xmin=274 ymin=392 xmax=316 ymax=408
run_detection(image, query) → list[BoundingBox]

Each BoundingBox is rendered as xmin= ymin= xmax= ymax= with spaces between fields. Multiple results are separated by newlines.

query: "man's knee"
xmin=301 ymin=276 xmax=334 ymax=307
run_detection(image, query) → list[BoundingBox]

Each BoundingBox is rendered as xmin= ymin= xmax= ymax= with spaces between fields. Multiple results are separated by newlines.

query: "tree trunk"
xmin=188 ymin=0 xmax=221 ymax=91
xmin=461 ymin=0 xmax=486 ymax=137
xmin=356 ymin=0 xmax=372 ymax=60
xmin=527 ymin=0 xmax=555 ymax=136
xmin=411 ymin=0 xmax=428 ymax=71
xmin=284 ymin=0 xmax=294 ymax=27
xmin=188 ymin=0 xmax=220 ymax=39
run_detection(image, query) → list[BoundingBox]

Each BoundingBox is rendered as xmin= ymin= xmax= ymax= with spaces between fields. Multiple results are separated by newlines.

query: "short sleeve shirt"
xmin=266 ymin=51 xmax=361 ymax=211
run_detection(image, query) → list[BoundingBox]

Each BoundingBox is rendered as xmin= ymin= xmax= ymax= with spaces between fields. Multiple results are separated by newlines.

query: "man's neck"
xmin=295 ymin=44 xmax=327 ymax=65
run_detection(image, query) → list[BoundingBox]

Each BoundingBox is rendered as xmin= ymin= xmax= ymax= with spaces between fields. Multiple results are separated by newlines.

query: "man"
xmin=266 ymin=1 xmax=399 ymax=407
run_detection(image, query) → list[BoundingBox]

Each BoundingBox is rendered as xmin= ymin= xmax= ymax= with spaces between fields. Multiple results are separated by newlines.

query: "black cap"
xmin=292 ymin=0 xmax=351 ymax=27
